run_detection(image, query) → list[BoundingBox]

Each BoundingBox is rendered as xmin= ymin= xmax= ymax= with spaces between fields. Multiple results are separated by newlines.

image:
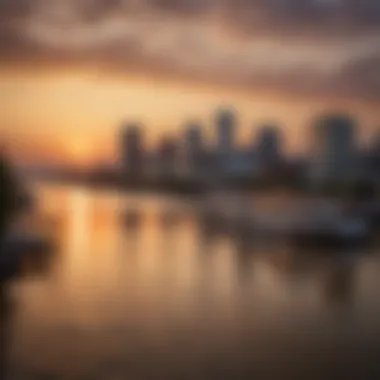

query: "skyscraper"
xmin=370 ymin=129 xmax=380 ymax=157
xmin=215 ymin=108 xmax=236 ymax=156
xmin=120 ymin=122 xmax=144 ymax=179
xmin=309 ymin=114 xmax=357 ymax=185
xmin=367 ymin=128 xmax=380 ymax=182
xmin=183 ymin=122 xmax=203 ymax=176
xmin=256 ymin=124 xmax=283 ymax=170
xmin=214 ymin=108 xmax=237 ymax=177
xmin=157 ymin=135 xmax=179 ymax=177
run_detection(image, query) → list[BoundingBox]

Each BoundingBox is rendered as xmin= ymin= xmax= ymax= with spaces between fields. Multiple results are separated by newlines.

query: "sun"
xmin=65 ymin=137 xmax=93 ymax=166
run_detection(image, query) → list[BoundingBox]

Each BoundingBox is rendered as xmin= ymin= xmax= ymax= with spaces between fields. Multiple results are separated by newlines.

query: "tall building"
xmin=309 ymin=114 xmax=357 ymax=185
xmin=120 ymin=122 xmax=144 ymax=178
xmin=256 ymin=124 xmax=283 ymax=170
xmin=366 ymin=129 xmax=380 ymax=182
xmin=215 ymin=108 xmax=236 ymax=155
xmin=370 ymin=130 xmax=380 ymax=158
xmin=214 ymin=108 xmax=237 ymax=177
xmin=183 ymin=122 xmax=203 ymax=176
xmin=157 ymin=135 xmax=179 ymax=177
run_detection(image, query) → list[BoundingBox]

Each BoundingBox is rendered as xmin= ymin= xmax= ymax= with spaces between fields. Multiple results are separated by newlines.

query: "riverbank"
xmin=30 ymin=170 xmax=380 ymax=201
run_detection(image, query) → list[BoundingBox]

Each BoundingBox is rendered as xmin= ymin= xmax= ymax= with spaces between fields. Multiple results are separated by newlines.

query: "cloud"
xmin=0 ymin=0 xmax=379 ymax=99
xmin=340 ymin=51 xmax=380 ymax=98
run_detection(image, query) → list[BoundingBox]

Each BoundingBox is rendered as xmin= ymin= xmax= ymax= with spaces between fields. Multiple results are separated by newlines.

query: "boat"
xmin=0 ymin=232 xmax=53 ymax=283
xmin=196 ymin=193 xmax=372 ymax=248
xmin=286 ymin=219 xmax=369 ymax=248
xmin=280 ymin=201 xmax=371 ymax=248
xmin=344 ymin=200 xmax=380 ymax=227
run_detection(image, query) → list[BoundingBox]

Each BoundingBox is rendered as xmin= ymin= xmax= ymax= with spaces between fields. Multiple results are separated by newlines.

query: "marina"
xmin=197 ymin=192 xmax=374 ymax=248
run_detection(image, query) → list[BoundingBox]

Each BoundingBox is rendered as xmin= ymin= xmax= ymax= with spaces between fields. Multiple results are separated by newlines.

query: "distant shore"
xmin=30 ymin=170 xmax=380 ymax=201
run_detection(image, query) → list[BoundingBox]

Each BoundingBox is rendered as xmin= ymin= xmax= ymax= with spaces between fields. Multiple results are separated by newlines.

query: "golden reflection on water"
xmin=5 ymin=183 xmax=380 ymax=379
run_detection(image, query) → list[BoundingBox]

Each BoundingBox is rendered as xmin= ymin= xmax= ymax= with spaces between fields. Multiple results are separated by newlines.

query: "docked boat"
xmin=197 ymin=194 xmax=371 ymax=248
xmin=279 ymin=201 xmax=371 ymax=248
xmin=0 ymin=231 xmax=54 ymax=282
xmin=344 ymin=200 xmax=380 ymax=227
xmin=0 ymin=153 xmax=48 ymax=283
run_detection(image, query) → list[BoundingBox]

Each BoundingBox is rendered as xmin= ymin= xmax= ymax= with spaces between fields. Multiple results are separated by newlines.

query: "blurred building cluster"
xmin=309 ymin=114 xmax=380 ymax=188
xmin=119 ymin=108 xmax=380 ymax=189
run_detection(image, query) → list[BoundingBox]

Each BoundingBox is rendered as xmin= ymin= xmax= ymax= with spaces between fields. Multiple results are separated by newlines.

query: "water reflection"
xmin=122 ymin=208 xmax=143 ymax=230
xmin=324 ymin=255 xmax=357 ymax=308
xmin=234 ymin=249 xmax=255 ymax=286
xmin=4 ymin=184 xmax=380 ymax=379
xmin=158 ymin=207 xmax=183 ymax=229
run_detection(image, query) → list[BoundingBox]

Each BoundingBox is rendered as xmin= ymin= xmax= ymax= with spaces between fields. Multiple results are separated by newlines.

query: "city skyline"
xmin=2 ymin=3 xmax=380 ymax=379
xmin=0 ymin=0 xmax=379 ymax=166
xmin=2 ymin=97 xmax=379 ymax=169
xmin=119 ymin=109 xmax=379 ymax=181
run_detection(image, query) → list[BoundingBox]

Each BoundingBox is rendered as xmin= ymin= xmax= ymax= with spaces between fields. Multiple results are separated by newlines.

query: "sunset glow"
xmin=0 ymin=0 xmax=379 ymax=165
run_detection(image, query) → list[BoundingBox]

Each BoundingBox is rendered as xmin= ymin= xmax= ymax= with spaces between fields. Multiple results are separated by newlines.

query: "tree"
xmin=0 ymin=153 xmax=24 ymax=239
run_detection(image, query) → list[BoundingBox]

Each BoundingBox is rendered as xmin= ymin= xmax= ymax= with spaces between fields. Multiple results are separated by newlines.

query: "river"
xmin=2 ymin=182 xmax=380 ymax=379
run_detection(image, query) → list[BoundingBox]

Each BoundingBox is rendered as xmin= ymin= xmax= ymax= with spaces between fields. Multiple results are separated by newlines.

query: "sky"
xmin=0 ymin=0 xmax=379 ymax=165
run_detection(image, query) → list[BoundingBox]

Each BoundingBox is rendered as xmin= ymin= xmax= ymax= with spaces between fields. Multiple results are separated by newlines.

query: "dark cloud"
xmin=224 ymin=0 xmax=380 ymax=37
xmin=340 ymin=52 xmax=380 ymax=98
xmin=0 ymin=0 xmax=31 ymax=18
xmin=0 ymin=0 xmax=379 ymax=100
xmin=1 ymin=0 xmax=380 ymax=27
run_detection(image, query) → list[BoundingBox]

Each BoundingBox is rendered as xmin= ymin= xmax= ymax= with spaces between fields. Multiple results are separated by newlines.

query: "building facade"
xmin=256 ymin=124 xmax=283 ymax=171
xmin=183 ymin=122 xmax=204 ymax=177
xmin=121 ymin=123 xmax=144 ymax=179
xmin=215 ymin=108 xmax=237 ymax=177
xmin=309 ymin=114 xmax=357 ymax=185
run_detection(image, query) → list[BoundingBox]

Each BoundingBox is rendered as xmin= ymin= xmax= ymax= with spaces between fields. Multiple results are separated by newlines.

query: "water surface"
xmin=2 ymin=183 xmax=380 ymax=379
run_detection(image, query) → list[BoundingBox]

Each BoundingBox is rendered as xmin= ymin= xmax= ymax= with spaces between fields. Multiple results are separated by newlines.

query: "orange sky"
xmin=1 ymin=0 xmax=379 ymax=166
xmin=0 ymin=66 xmax=379 ymax=166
